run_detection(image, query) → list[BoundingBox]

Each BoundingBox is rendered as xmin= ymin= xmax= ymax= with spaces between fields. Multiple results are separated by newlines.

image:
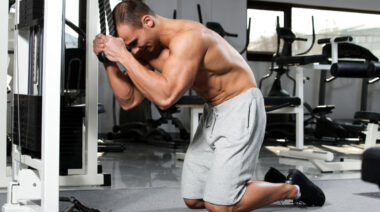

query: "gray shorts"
xmin=181 ymin=88 xmax=266 ymax=205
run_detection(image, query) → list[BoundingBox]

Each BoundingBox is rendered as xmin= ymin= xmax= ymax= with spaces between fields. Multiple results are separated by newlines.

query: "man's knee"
xmin=204 ymin=201 xmax=234 ymax=212
xmin=184 ymin=198 xmax=204 ymax=209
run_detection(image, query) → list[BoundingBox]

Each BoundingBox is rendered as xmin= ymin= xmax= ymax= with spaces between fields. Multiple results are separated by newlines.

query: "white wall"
xmin=98 ymin=0 xmax=380 ymax=134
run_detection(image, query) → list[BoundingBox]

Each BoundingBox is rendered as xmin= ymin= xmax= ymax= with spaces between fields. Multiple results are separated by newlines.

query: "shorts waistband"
xmin=205 ymin=88 xmax=262 ymax=112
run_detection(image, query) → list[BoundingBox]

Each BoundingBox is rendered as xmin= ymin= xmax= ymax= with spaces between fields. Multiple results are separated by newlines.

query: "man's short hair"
xmin=113 ymin=0 xmax=155 ymax=28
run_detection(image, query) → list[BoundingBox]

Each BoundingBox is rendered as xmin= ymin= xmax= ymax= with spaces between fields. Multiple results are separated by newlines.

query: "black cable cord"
xmin=103 ymin=0 xmax=115 ymax=36
xmin=98 ymin=0 xmax=107 ymax=35
xmin=197 ymin=4 xmax=203 ymax=24
xmin=61 ymin=196 xmax=100 ymax=212
xmin=97 ymin=0 xmax=119 ymax=132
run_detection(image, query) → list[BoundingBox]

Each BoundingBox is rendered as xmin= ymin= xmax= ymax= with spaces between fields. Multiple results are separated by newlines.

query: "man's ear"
xmin=142 ymin=15 xmax=154 ymax=28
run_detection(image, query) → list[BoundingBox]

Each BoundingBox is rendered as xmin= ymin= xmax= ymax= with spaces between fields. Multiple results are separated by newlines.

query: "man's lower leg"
xmin=233 ymin=181 xmax=298 ymax=212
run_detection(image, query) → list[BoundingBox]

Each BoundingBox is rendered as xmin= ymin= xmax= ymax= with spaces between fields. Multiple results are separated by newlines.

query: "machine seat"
xmin=275 ymin=55 xmax=328 ymax=66
xmin=312 ymin=105 xmax=335 ymax=114
xmin=264 ymin=97 xmax=301 ymax=107
xmin=354 ymin=111 xmax=380 ymax=123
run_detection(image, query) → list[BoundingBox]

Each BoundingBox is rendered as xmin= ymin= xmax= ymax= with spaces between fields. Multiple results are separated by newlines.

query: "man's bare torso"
xmin=139 ymin=19 xmax=257 ymax=106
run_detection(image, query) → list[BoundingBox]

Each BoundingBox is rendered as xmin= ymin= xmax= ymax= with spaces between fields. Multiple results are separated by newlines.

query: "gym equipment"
xmin=260 ymin=16 xmax=322 ymax=143
xmin=362 ymin=147 xmax=380 ymax=189
xmin=305 ymin=39 xmax=379 ymax=143
xmin=62 ymin=1 xmax=124 ymax=153
xmin=355 ymin=111 xmax=380 ymax=150
xmin=2 ymin=0 xmax=63 ymax=210
xmin=279 ymin=36 xmax=380 ymax=172
xmin=1 ymin=2 xmax=11 ymax=189
xmin=114 ymin=98 xmax=190 ymax=148
xmin=60 ymin=196 xmax=100 ymax=212
xmin=2 ymin=0 xmax=108 ymax=211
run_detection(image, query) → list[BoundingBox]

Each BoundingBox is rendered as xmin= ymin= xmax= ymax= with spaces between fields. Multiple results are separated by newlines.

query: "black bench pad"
xmin=264 ymin=97 xmax=301 ymax=107
xmin=354 ymin=111 xmax=380 ymax=123
xmin=275 ymin=55 xmax=327 ymax=66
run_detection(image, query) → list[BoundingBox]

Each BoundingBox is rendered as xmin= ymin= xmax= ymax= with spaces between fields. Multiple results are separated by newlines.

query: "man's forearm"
xmin=104 ymin=63 xmax=143 ymax=110
xmin=119 ymin=55 xmax=178 ymax=109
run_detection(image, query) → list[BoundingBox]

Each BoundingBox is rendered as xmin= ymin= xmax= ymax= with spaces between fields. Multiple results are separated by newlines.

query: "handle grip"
xmin=318 ymin=36 xmax=353 ymax=44
xmin=97 ymin=52 xmax=110 ymax=63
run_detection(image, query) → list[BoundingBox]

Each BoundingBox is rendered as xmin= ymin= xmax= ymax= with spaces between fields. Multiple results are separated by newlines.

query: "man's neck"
xmin=155 ymin=15 xmax=179 ymax=47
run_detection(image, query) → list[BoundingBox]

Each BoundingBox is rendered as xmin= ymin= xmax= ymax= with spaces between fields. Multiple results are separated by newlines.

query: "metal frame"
xmin=3 ymin=0 xmax=105 ymax=211
xmin=0 ymin=0 xmax=10 ymax=190
xmin=3 ymin=0 xmax=63 ymax=211
xmin=1 ymin=0 xmax=105 ymax=189
xmin=58 ymin=0 xmax=104 ymax=187
xmin=277 ymin=39 xmax=342 ymax=167
xmin=267 ymin=66 xmax=305 ymax=150
xmin=277 ymin=64 xmax=335 ymax=162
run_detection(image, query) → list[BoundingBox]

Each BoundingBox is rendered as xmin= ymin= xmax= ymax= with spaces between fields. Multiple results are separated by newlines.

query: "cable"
xmin=60 ymin=196 xmax=100 ymax=212
xmin=12 ymin=7 xmax=22 ymax=171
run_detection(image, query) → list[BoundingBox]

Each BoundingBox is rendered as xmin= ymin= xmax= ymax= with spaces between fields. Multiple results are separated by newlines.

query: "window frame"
xmin=246 ymin=1 xmax=291 ymax=61
xmin=247 ymin=1 xmax=380 ymax=61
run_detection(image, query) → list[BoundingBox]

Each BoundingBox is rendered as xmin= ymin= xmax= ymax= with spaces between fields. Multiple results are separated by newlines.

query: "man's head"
xmin=113 ymin=0 xmax=158 ymax=55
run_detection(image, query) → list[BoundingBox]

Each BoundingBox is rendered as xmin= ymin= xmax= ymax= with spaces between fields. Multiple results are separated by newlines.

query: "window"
xmin=247 ymin=1 xmax=380 ymax=61
xmin=247 ymin=9 xmax=284 ymax=55
xmin=246 ymin=2 xmax=290 ymax=61
xmin=65 ymin=0 xmax=80 ymax=48
xmin=292 ymin=8 xmax=380 ymax=58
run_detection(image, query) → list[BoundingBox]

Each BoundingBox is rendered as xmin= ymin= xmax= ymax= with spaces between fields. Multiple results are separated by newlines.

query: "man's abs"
xmin=192 ymin=67 xmax=256 ymax=106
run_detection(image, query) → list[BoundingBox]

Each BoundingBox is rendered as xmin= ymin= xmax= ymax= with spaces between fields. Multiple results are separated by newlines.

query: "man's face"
xmin=117 ymin=23 xmax=156 ymax=56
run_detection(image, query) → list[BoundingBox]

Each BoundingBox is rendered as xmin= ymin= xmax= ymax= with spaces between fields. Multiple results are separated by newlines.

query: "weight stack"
xmin=13 ymin=94 xmax=84 ymax=175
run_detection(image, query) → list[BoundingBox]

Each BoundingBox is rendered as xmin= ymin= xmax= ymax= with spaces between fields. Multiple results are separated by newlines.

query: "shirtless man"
xmin=93 ymin=1 xmax=325 ymax=211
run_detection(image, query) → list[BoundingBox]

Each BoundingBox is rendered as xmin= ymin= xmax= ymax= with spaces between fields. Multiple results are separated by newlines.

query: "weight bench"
xmin=333 ymin=61 xmax=380 ymax=150
xmin=310 ymin=61 xmax=380 ymax=172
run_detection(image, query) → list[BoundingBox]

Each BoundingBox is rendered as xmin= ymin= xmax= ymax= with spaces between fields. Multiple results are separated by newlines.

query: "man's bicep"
xmin=163 ymin=36 xmax=204 ymax=89
xmin=162 ymin=49 xmax=202 ymax=93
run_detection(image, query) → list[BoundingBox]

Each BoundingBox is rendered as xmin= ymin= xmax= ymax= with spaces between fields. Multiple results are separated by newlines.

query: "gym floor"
xmin=1 ymin=139 xmax=379 ymax=211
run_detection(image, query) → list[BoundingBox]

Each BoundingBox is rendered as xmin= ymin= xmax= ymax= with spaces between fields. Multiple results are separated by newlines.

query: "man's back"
xmin=140 ymin=17 xmax=257 ymax=106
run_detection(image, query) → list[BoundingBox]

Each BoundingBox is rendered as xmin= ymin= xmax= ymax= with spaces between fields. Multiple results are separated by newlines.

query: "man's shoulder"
xmin=170 ymin=28 xmax=204 ymax=49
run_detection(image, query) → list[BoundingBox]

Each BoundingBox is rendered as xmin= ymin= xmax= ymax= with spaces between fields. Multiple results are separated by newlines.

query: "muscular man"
xmin=93 ymin=1 xmax=325 ymax=211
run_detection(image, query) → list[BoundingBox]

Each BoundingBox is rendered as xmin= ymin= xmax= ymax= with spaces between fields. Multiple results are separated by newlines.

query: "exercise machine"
xmin=303 ymin=39 xmax=379 ymax=143
xmin=278 ymin=36 xmax=380 ymax=172
xmin=260 ymin=17 xmax=321 ymax=144
xmin=2 ymin=0 xmax=108 ymax=211
xmin=0 ymin=0 xmax=11 ymax=191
